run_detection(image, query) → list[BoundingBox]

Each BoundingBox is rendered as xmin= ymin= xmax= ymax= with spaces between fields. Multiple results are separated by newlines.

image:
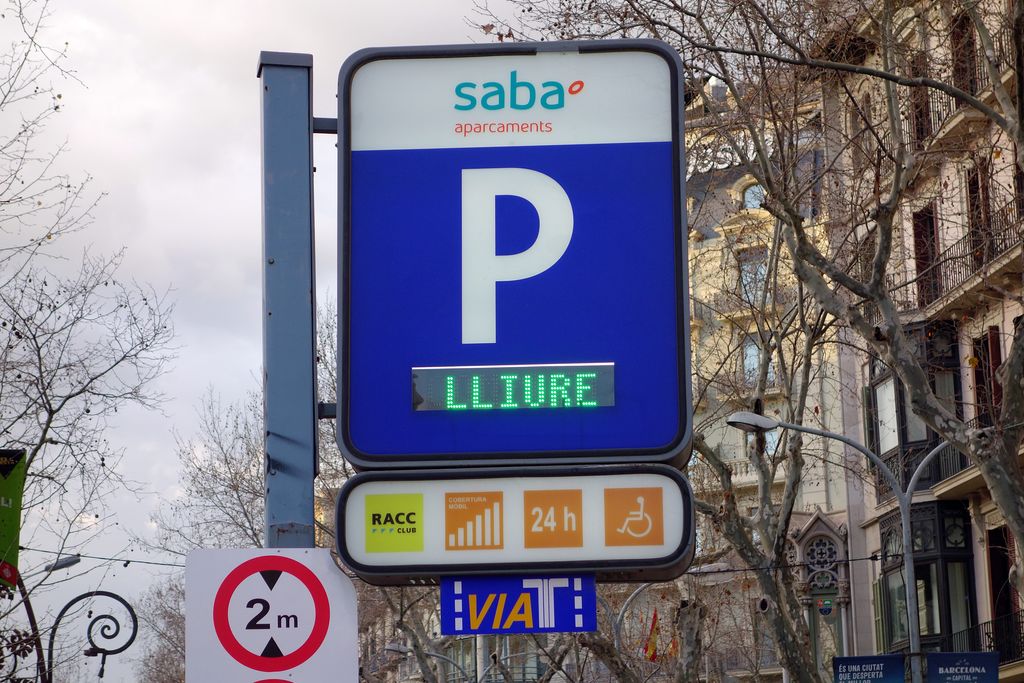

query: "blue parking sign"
xmin=337 ymin=41 xmax=691 ymax=468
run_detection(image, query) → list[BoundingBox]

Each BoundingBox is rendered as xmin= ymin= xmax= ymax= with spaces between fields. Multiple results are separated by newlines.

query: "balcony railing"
xmin=916 ymin=201 xmax=1023 ymax=307
xmin=715 ymin=645 xmax=781 ymax=672
xmin=935 ymin=415 xmax=991 ymax=482
xmin=945 ymin=609 xmax=1024 ymax=665
xmin=867 ymin=199 xmax=1023 ymax=325
xmin=876 ymin=444 xmax=942 ymax=502
xmin=913 ymin=25 xmax=1013 ymax=144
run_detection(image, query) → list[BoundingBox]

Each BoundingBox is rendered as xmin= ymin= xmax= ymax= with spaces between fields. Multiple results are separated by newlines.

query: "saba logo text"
xmin=454 ymin=71 xmax=584 ymax=111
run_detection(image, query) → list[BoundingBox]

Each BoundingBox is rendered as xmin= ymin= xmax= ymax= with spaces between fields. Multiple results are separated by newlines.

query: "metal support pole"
xmin=16 ymin=576 xmax=49 ymax=683
xmin=387 ymin=645 xmax=474 ymax=683
xmin=775 ymin=420 xmax=947 ymax=683
xmin=614 ymin=582 xmax=653 ymax=651
xmin=258 ymin=51 xmax=318 ymax=548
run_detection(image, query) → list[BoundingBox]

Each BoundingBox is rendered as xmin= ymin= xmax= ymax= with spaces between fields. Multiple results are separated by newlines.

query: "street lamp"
xmin=47 ymin=590 xmax=139 ymax=680
xmin=726 ymin=411 xmax=949 ymax=683
xmin=385 ymin=642 xmax=475 ymax=683
xmin=20 ymin=553 xmax=82 ymax=579
xmin=13 ymin=567 xmax=138 ymax=683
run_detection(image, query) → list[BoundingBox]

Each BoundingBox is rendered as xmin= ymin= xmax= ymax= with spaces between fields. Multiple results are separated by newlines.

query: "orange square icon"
xmin=445 ymin=491 xmax=503 ymax=550
xmin=604 ymin=487 xmax=664 ymax=546
xmin=523 ymin=489 xmax=583 ymax=548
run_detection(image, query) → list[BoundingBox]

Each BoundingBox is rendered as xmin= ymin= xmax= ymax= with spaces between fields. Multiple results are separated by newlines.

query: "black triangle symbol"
xmin=261 ymin=638 xmax=284 ymax=658
xmin=0 ymin=449 xmax=25 ymax=479
xmin=260 ymin=570 xmax=282 ymax=591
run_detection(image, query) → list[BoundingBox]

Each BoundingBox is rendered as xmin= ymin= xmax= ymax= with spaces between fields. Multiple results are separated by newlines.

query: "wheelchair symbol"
xmin=615 ymin=496 xmax=653 ymax=538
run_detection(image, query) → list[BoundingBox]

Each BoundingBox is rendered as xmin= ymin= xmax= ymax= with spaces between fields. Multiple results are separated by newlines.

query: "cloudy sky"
xmin=16 ymin=1 xmax=505 ymax=678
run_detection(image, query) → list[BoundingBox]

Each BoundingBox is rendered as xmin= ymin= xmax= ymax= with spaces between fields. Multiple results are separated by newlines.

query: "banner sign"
xmin=335 ymin=464 xmax=695 ymax=584
xmin=0 ymin=448 xmax=27 ymax=589
xmin=440 ymin=574 xmax=596 ymax=635
xmin=927 ymin=652 xmax=998 ymax=683
xmin=834 ymin=654 xmax=905 ymax=683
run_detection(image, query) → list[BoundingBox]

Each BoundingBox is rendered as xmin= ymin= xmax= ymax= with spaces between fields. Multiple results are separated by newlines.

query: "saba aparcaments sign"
xmin=337 ymin=40 xmax=691 ymax=469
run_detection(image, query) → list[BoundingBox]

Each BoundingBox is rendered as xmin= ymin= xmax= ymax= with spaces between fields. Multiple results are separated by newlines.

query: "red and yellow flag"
xmin=643 ymin=608 xmax=659 ymax=661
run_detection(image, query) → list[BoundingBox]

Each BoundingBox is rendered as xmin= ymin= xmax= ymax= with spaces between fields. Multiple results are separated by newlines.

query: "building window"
xmin=746 ymin=429 xmax=780 ymax=457
xmin=966 ymin=161 xmax=993 ymax=267
xmin=877 ymin=502 xmax=975 ymax=652
xmin=865 ymin=322 xmax=962 ymax=494
xmin=874 ymin=377 xmax=899 ymax=454
xmin=741 ymin=334 xmax=776 ymax=386
xmin=850 ymin=93 xmax=874 ymax=171
xmin=972 ymin=326 xmax=1002 ymax=425
xmin=951 ymin=12 xmax=979 ymax=95
xmin=912 ymin=203 xmax=940 ymax=306
xmin=1014 ymin=149 xmax=1024 ymax=217
xmin=909 ymin=52 xmax=933 ymax=144
xmin=738 ymin=248 xmax=768 ymax=304
xmin=742 ymin=183 xmax=766 ymax=209
xmin=855 ymin=228 xmax=877 ymax=283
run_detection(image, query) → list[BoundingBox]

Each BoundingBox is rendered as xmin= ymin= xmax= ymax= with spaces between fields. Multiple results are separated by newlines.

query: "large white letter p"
xmin=461 ymin=168 xmax=573 ymax=344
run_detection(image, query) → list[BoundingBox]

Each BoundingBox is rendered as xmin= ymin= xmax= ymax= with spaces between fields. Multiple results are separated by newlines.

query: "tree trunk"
xmin=577 ymin=631 xmax=643 ymax=683
xmin=673 ymin=599 xmax=705 ymax=682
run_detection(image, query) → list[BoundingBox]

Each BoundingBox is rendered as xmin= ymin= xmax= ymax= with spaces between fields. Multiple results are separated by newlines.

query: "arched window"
xmin=742 ymin=183 xmax=766 ymax=209
xmin=801 ymin=534 xmax=844 ymax=673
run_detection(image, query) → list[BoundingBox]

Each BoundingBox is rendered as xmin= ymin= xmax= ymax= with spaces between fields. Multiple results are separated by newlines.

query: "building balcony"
xmin=868 ymin=199 xmax=1022 ymax=325
xmin=691 ymin=297 xmax=716 ymax=323
xmin=706 ymin=645 xmax=782 ymax=679
xmin=930 ymin=415 xmax=1024 ymax=500
xmin=870 ymin=26 xmax=1015 ymax=175
xmin=714 ymin=370 xmax=788 ymax=400
xmin=875 ymin=443 xmax=942 ymax=503
xmin=926 ymin=25 xmax=1016 ymax=148
xmin=729 ymin=458 xmax=788 ymax=490
xmin=945 ymin=608 xmax=1024 ymax=669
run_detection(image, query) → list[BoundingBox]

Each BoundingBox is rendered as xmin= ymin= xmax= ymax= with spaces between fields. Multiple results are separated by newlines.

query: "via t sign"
xmin=338 ymin=40 xmax=691 ymax=468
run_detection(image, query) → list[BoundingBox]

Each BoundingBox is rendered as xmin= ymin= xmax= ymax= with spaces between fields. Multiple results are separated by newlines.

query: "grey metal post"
xmin=775 ymin=420 xmax=947 ymax=683
xmin=614 ymin=582 xmax=654 ymax=651
xmin=258 ymin=51 xmax=317 ymax=548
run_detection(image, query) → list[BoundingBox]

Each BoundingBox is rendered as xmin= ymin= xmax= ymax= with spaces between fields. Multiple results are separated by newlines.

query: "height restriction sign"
xmin=186 ymin=548 xmax=357 ymax=681
xmin=337 ymin=40 xmax=692 ymax=469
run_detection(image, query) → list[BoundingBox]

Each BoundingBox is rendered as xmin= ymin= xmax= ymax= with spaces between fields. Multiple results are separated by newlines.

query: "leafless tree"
xmin=0 ymin=0 xmax=97 ymax=276
xmin=0 ymin=5 xmax=175 ymax=680
xmin=133 ymin=574 xmax=186 ymax=683
xmin=480 ymin=0 xmax=1024 ymax=675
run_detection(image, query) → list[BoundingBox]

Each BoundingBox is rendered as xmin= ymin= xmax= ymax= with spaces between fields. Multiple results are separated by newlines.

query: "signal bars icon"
xmin=446 ymin=492 xmax=503 ymax=550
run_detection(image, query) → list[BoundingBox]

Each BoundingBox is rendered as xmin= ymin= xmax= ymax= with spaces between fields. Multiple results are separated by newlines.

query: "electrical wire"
xmin=687 ymin=553 xmax=882 ymax=575
xmin=22 ymin=545 xmax=883 ymax=575
xmin=20 ymin=545 xmax=185 ymax=568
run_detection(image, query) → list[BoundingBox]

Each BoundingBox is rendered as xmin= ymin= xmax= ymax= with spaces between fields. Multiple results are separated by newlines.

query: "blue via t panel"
xmin=337 ymin=40 xmax=691 ymax=469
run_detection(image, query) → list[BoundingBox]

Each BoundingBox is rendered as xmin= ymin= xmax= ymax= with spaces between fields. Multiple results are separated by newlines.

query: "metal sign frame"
xmin=336 ymin=39 xmax=692 ymax=470
xmin=335 ymin=464 xmax=695 ymax=585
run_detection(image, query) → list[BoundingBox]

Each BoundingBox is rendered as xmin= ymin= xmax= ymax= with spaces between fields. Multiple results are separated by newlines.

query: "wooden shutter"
xmin=873 ymin=578 xmax=886 ymax=652
xmin=987 ymin=326 xmax=1002 ymax=409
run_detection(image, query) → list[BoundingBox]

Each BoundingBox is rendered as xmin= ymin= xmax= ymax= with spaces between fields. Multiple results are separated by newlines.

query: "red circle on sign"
xmin=212 ymin=555 xmax=331 ymax=672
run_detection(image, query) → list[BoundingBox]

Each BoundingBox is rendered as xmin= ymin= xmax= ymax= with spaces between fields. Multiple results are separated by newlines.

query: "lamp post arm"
xmin=614 ymin=582 xmax=653 ymax=652
xmin=774 ymin=422 xmax=949 ymax=683
xmin=898 ymin=439 xmax=948 ymax=683
xmin=907 ymin=440 xmax=949 ymax=496
xmin=776 ymin=421 xmax=905 ymax=502
xmin=424 ymin=649 xmax=475 ymax=683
